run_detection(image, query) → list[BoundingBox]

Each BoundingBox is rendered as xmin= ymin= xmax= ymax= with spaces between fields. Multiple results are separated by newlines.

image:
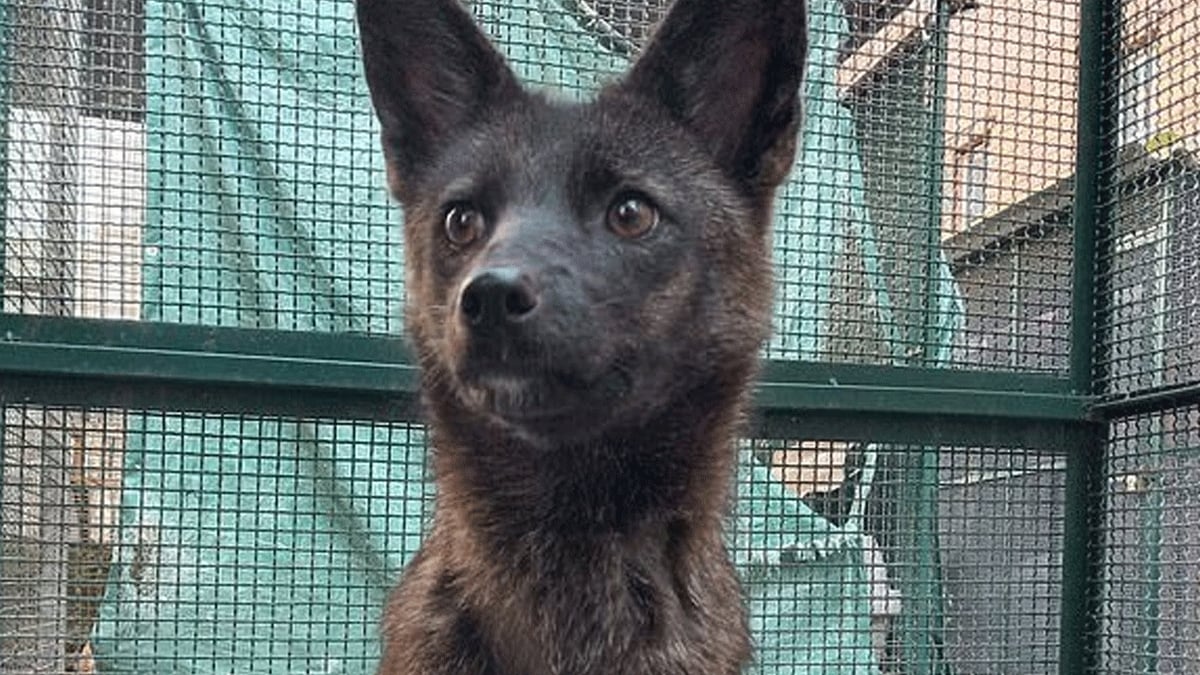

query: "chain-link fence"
xmin=0 ymin=0 xmax=1196 ymax=673
xmin=1095 ymin=0 xmax=1200 ymax=672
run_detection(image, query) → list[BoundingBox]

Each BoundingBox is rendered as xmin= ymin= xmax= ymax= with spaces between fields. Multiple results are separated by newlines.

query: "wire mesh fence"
xmin=1094 ymin=0 xmax=1200 ymax=673
xmin=1100 ymin=405 xmax=1200 ymax=674
xmin=2 ymin=406 xmax=1069 ymax=674
xmin=0 ymin=0 xmax=1084 ymax=367
xmin=739 ymin=439 xmax=1066 ymax=675
xmin=1095 ymin=0 xmax=1200 ymax=398
xmin=0 ymin=0 xmax=1197 ymax=673
xmin=2 ymin=405 xmax=432 ymax=673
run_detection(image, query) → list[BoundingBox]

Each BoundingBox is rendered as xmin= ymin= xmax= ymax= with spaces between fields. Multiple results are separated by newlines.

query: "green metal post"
xmin=1061 ymin=429 xmax=1104 ymax=675
xmin=0 ymin=0 xmax=9 ymax=300
xmin=1136 ymin=458 xmax=1162 ymax=675
xmin=1060 ymin=0 xmax=1108 ymax=671
xmin=0 ymin=8 xmax=9 ymax=652
xmin=1068 ymin=1 xmax=1104 ymax=396
xmin=1132 ymin=179 xmax=1176 ymax=673
xmin=920 ymin=0 xmax=953 ymax=365
xmin=896 ymin=2 xmax=954 ymax=673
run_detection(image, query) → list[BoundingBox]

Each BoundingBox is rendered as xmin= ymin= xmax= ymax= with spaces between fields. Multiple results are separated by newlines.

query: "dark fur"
xmin=356 ymin=0 xmax=807 ymax=672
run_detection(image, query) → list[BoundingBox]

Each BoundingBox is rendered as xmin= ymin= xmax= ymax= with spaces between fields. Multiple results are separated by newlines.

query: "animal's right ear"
xmin=620 ymin=0 xmax=807 ymax=196
xmin=356 ymin=0 xmax=522 ymax=201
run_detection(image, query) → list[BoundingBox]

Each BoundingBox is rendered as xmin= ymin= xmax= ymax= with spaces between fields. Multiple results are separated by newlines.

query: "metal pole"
xmin=898 ymin=2 xmax=954 ymax=673
xmin=1068 ymin=0 xmax=1104 ymax=396
xmin=1060 ymin=0 xmax=1108 ymax=671
xmin=0 ymin=0 xmax=10 ymax=302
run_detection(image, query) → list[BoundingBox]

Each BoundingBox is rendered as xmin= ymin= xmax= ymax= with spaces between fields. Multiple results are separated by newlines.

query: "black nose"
xmin=460 ymin=267 xmax=539 ymax=328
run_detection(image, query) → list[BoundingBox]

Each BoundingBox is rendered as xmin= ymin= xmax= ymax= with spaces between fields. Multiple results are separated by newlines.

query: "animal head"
xmin=358 ymin=0 xmax=808 ymax=446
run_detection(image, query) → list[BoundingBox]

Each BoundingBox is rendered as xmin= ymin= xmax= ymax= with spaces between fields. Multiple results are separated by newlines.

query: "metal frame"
xmin=0 ymin=315 xmax=1089 ymax=427
xmin=1059 ymin=0 xmax=1109 ymax=671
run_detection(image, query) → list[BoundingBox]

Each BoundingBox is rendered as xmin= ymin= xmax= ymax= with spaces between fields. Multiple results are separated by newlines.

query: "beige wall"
xmin=940 ymin=0 xmax=1078 ymax=238
xmin=839 ymin=0 xmax=1200 ymax=241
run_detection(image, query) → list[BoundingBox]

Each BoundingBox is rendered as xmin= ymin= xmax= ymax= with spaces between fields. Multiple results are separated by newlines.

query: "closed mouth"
xmin=457 ymin=366 xmax=630 ymax=429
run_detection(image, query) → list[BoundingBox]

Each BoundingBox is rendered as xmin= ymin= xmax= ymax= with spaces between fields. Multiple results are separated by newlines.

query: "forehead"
xmin=421 ymin=94 xmax=718 ymax=204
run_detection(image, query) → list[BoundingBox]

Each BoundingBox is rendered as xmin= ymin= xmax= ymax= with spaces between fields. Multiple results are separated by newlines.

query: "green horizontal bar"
xmin=1091 ymin=381 xmax=1200 ymax=420
xmin=0 ymin=315 xmax=417 ymax=394
xmin=756 ymin=409 xmax=1097 ymax=450
xmin=0 ymin=314 xmax=409 ymax=362
xmin=0 ymin=316 xmax=1092 ymax=423
xmin=762 ymin=360 xmax=1074 ymax=394
xmin=756 ymin=361 xmax=1090 ymax=422
xmin=0 ymin=372 xmax=424 ymax=422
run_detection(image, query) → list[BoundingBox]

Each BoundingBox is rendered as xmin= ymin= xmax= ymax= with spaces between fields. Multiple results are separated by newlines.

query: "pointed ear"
xmin=356 ymin=0 xmax=523 ymax=201
xmin=621 ymin=0 xmax=808 ymax=193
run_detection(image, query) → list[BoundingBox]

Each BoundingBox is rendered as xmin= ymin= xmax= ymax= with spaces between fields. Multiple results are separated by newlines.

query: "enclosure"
xmin=0 ymin=0 xmax=1197 ymax=672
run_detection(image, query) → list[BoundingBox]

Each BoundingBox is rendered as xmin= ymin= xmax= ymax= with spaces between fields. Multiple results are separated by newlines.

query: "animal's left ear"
xmin=621 ymin=0 xmax=808 ymax=194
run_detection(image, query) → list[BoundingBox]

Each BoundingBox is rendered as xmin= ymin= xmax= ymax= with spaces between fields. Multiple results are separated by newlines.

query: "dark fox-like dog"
xmin=356 ymin=0 xmax=807 ymax=672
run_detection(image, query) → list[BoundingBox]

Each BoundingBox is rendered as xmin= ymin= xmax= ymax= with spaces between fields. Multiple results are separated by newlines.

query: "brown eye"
xmin=606 ymin=194 xmax=659 ymax=239
xmin=444 ymin=203 xmax=485 ymax=246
